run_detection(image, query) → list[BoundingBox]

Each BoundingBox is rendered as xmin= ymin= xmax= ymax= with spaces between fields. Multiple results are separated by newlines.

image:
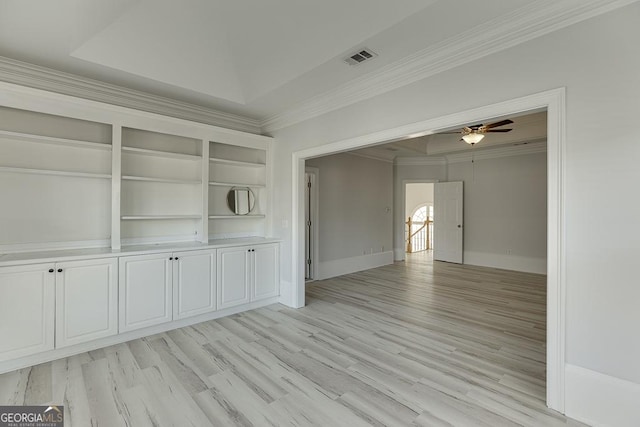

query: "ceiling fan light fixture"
xmin=462 ymin=133 xmax=485 ymax=145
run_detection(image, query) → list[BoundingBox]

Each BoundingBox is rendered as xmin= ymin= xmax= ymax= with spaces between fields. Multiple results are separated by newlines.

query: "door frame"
xmin=291 ymin=87 xmax=566 ymax=412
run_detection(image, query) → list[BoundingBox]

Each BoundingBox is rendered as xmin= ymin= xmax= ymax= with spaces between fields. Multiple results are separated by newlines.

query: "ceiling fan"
xmin=441 ymin=119 xmax=514 ymax=145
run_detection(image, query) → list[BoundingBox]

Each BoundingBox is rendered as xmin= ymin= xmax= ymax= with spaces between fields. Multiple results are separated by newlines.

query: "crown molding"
xmin=0 ymin=56 xmax=262 ymax=134
xmin=445 ymin=139 xmax=547 ymax=164
xmin=261 ymin=0 xmax=638 ymax=133
xmin=394 ymin=156 xmax=446 ymax=167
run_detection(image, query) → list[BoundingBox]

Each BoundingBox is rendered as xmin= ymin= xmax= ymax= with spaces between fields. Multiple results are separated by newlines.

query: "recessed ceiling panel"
xmin=221 ymin=0 xmax=437 ymax=102
xmin=71 ymin=0 xmax=246 ymax=104
xmin=70 ymin=0 xmax=435 ymax=104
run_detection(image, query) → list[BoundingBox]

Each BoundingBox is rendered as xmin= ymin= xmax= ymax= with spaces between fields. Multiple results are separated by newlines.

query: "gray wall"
xmin=306 ymin=153 xmax=393 ymax=266
xmin=448 ymin=151 xmax=547 ymax=273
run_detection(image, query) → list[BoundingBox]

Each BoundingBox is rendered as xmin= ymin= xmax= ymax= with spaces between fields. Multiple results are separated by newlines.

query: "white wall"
xmin=405 ymin=183 xmax=434 ymax=218
xmin=448 ymin=151 xmax=547 ymax=274
xmin=306 ymin=153 xmax=393 ymax=279
xmin=270 ymin=3 xmax=640 ymax=424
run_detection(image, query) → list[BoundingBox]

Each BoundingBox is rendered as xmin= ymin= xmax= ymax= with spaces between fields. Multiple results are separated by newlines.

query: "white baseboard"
xmin=463 ymin=251 xmax=546 ymax=274
xmin=393 ymin=248 xmax=405 ymax=261
xmin=317 ymin=251 xmax=394 ymax=280
xmin=565 ymin=364 xmax=640 ymax=427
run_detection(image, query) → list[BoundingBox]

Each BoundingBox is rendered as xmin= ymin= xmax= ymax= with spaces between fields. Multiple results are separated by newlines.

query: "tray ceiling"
xmin=0 ymin=0 xmax=633 ymax=126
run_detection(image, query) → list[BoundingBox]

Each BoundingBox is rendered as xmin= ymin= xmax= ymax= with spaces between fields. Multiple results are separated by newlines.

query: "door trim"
xmin=291 ymin=87 xmax=566 ymax=412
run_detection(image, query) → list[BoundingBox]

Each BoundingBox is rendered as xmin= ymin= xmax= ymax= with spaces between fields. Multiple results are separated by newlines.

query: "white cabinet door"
xmin=55 ymin=258 xmax=118 ymax=348
xmin=253 ymin=243 xmax=279 ymax=301
xmin=173 ymin=250 xmax=216 ymax=319
xmin=0 ymin=264 xmax=55 ymax=361
xmin=217 ymin=246 xmax=250 ymax=310
xmin=119 ymin=253 xmax=172 ymax=332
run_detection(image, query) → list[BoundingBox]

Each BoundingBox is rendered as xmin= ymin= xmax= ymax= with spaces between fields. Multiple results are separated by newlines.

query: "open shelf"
xmin=209 ymin=157 xmax=265 ymax=168
xmin=123 ymin=146 xmax=201 ymax=161
xmin=208 ymin=215 xmax=266 ymax=219
xmin=0 ymin=166 xmax=111 ymax=180
xmin=209 ymin=181 xmax=265 ymax=188
xmin=0 ymin=129 xmax=112 ymax=151
xmin=122 ymin=215 xmax=201 ymax=220
xmin=122 ymin=175 xmax=202 ymax=185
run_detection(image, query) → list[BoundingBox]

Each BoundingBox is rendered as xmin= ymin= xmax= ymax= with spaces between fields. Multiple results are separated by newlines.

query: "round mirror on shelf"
xmin=227 ymin=187 xmax=256 ymax=215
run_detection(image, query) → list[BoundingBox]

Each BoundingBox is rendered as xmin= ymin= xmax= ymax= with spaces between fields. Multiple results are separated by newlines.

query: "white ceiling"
xmin=0 ymin=0 xmax=533 ymax=119
xmin=0 ymin=1 xmax=631 ymax=127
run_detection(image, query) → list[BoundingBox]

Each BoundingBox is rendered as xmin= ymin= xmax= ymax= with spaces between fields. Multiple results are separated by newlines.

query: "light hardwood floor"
xmin=0 ymin=253 xmax=586 ymax=426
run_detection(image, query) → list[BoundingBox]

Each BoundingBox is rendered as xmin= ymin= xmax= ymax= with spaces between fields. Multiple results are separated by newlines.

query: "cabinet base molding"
xmin=565 ymin=363 xmax=640 ymax=427
xmin=0 ymin=296 xmax=279 ymax=375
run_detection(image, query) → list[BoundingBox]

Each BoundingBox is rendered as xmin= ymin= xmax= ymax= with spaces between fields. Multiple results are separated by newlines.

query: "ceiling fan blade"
xmin=438 ymin=131 xmax=462 ymax=134
xmin=462 ymin=126 xmax=473 ymax=133
xmin=485 ymin=128 xmax=513 ymax=133
xmin=484 ymin=119 xmax=514 ymax=129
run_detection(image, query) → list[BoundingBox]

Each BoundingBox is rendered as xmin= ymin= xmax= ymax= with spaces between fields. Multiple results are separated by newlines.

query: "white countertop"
xmin=0 ymin=237 xmax=281 ymax=267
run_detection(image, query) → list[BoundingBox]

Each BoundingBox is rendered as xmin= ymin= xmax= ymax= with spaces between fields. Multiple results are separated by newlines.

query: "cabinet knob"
xmin=48 ymin=268 xmax=54 ymax=273
xmin=175 ymin=257 xmax=179 ymax=260
xmin=57 ymin=268 xmax=63 ymax=273
xmin=169 ymin=257 xmax=174 ymax=260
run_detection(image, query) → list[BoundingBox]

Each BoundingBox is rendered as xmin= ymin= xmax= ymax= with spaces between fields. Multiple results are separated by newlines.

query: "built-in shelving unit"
xmin=208 ymin=141 xmax=269 ymax=237
xmin=0 ymin=83 xmax=278 ymax=375
xmin=120 ymin=127 xmax=204 ymax=246
xmin=0 ymin=106 xmax=113 ymax=252
xmin=0 ymin=87 xmax=272 ymax=254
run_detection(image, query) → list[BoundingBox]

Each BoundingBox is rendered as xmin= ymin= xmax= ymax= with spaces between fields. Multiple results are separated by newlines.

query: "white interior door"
xmin=434 ymin=181 xmax=464 ymax=263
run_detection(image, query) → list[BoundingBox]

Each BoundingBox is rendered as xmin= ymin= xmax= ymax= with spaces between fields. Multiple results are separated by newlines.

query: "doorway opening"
xmin=405 ymin=183 xmax=434 ymax=254
xmin=292 ymin=89 xmax=565 ymax=411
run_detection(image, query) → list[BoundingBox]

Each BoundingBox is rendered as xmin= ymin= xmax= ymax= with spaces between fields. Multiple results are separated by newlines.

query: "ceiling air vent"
xmin=344 ymin=48 xmax=377 ymax=66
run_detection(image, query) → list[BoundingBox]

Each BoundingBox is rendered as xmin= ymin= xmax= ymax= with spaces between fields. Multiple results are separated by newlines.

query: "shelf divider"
xmin=122 ymin=146 xmax=201 ymax=161
xmin=122 ymin=175 xmax=202 ymax=185
xmin=121 ymin=215 xmax=202 ymax=220
xmin=208 ymin=181 xmax=265 ymax=188
xmin=0 ymin=166 xmax=111 ymax=179
xmin=0 ymin=129 xmax=111 ymax=150
xmin=208 ymin=215 xmax=266 ymax=219
xmin=209 ymin=157 xmax=265 ymax=168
